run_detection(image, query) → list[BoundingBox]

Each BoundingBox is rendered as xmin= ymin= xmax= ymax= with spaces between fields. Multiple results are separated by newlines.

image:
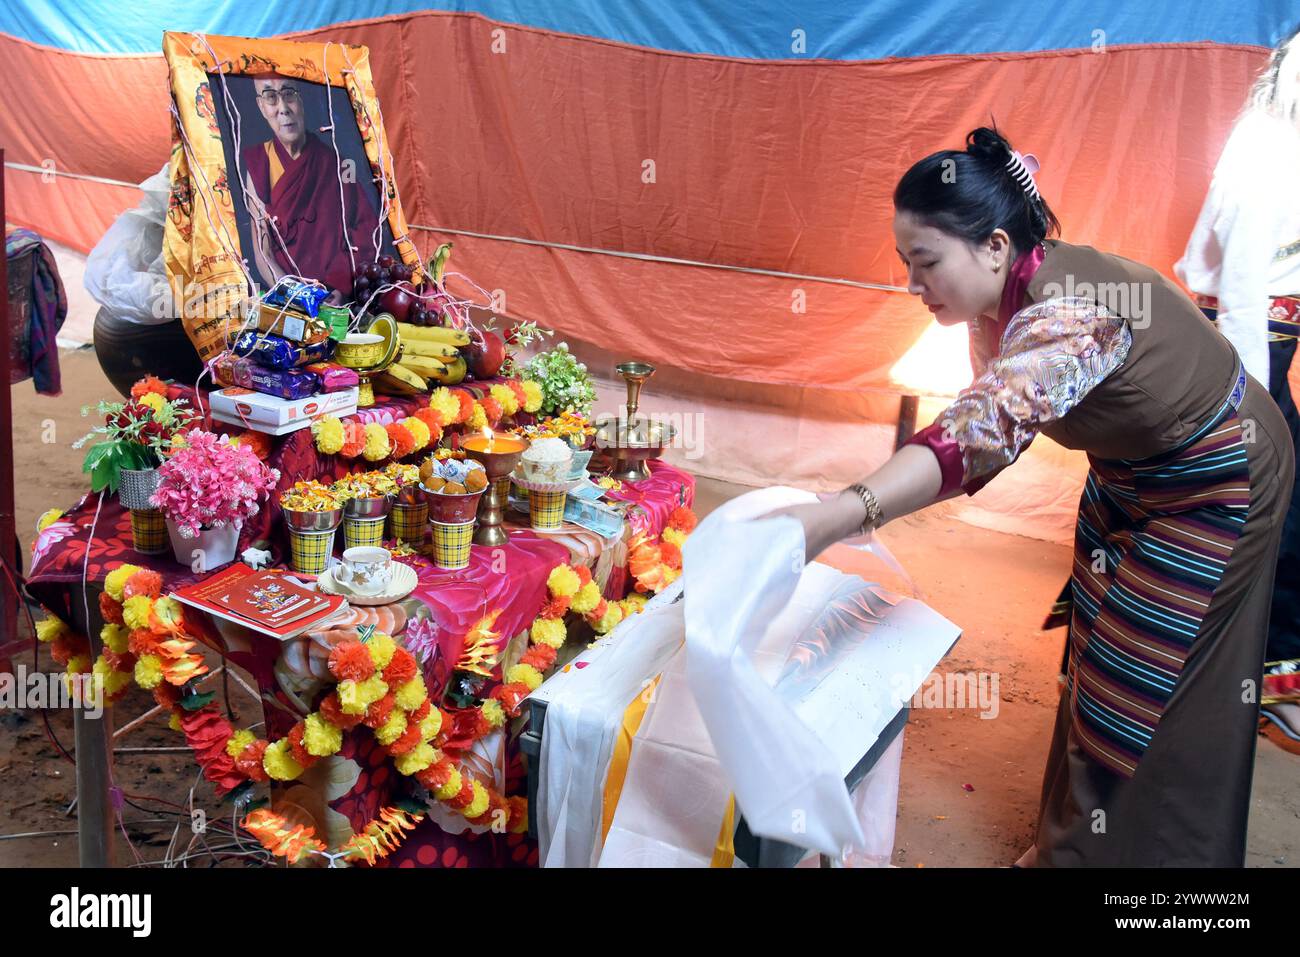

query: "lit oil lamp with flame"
xmin=461 ymin=426 xmax=529 ymax=546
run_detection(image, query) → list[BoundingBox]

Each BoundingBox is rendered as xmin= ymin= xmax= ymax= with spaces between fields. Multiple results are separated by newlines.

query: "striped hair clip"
xmin=1006 ymin=150 xmax=1041 ymax=200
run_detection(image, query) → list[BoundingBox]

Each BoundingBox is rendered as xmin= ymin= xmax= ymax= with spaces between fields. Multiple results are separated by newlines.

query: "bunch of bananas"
xmin=375 ymin=323 xmax=470 ymax=394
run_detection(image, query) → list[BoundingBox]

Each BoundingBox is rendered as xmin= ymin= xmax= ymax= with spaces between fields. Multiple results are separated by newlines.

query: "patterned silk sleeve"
xmin=907 ymin=297 xmax=1132 ymax=496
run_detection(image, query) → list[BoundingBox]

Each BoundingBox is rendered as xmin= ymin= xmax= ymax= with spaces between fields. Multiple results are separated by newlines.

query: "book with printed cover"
xmin=171 ymin=563 xmax=348 ymax=640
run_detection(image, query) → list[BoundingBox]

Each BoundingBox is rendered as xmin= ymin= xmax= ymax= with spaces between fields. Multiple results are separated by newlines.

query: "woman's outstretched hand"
xmin=761 ymin=491 xmax=868 ymax=564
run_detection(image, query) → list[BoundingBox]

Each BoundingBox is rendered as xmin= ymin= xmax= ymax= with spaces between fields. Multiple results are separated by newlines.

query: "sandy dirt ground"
xmin=1 ymin=348 xmax=1295 ymax=867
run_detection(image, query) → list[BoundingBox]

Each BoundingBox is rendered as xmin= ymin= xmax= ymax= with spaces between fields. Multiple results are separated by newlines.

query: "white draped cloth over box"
xmin=535 ymin=487 xmax=960 ymax=866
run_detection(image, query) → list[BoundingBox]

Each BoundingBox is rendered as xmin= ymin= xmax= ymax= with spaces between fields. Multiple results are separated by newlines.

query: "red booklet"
xmin=171 ymin=563 xmax=348 ymax=640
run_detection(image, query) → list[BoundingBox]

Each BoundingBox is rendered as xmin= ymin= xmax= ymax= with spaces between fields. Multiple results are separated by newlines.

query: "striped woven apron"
xmin=1067 ymin=364 xmax=1251 ymax=778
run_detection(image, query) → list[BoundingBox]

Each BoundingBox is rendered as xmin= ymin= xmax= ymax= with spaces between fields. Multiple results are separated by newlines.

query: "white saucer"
xmin=317 ymin=561 xmax=418 ymax=605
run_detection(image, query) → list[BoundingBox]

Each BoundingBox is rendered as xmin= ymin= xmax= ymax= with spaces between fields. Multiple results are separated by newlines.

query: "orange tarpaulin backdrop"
xmin=0 ymin=12 xmax=1269 ymax=394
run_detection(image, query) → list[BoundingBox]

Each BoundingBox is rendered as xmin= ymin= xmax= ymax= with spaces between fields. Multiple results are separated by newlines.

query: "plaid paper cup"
xmin=529 ymin=488 xmax=567 ymax=530
xmin=129 ymin=508 xmax=168 ymax=555
xmin=389 ymin=501 xmax=428 ymax=543
xmin=343 ymin=515 xmax=387 ymax=551
xmin=429 ymin=520 xmax=475 ymax=570
xmin=287 ymin=527 xmax=336 ymax=575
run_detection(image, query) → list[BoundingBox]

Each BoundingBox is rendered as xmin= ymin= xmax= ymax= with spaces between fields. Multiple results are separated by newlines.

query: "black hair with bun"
xmin=893 ymin=126 xmax=1060 ymax=256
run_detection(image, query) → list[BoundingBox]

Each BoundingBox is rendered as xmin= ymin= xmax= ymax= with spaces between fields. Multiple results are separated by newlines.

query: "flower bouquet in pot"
xmin=151 ymin=429 xmax=280 ymax=570
xmin=521 ymin=342 xmax=597 ymax=419
xmin=73 ymin=376 xmax=199 ymax=554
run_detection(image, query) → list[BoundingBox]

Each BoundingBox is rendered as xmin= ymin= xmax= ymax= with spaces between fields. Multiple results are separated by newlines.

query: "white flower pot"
xmin=166 ymin=518 xmax=241 ymax=571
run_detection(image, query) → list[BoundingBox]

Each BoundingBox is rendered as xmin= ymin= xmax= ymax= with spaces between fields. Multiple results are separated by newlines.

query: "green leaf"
xmin=179 ymin=690 xmax=216 ymax=711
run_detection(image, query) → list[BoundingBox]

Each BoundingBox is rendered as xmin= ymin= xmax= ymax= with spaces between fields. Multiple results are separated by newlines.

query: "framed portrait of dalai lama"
xmin=162 ymin=33 xmax=419 ymax=362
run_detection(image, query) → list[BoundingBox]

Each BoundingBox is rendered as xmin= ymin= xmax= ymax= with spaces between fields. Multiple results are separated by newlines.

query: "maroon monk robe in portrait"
xmin=241 ymin=133 xmax=381 ymax=294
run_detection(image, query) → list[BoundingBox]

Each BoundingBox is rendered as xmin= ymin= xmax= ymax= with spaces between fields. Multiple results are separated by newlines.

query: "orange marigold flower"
xmin=328 ymin=640 xmax=375 ymax=683
xmin=667 ymin=505 xmax=697 ymax=533
xmin=507 ymin=380 xmax=528 ymax=407
xmin=573 ymin=565 xmax=592 ymax=587
xmin=235 ymin=740 xmax=270 ymax=783
xmin=408 ymin=698 xmax=431 ymax=723
xmin=585 ymin=598 xmax=608 ymax=622
xmin=123 ymin=569 xmax=163 ymax=601
xmin=495 ymin=683 xmax=530 ymax=716
xmin=386 ymin=422 xmax=417 ymax=459
xmin=287 ymin=723 xmax=319 ymax=769
xmin=412 ymin=406 xmax=445 ymax=432
xmin=131 ymin=375 xmax=168 ymax=399
xmin=415 ymin=758 xmax=456 ymax=792
xmin=50 ymin=634 xmax=89 ymax=667
xmin=381 ymin=647 xmax=417 ymax=687
xmin=318 ymin=691 xmax=365 ymax=730
xmin=539 ymin=595 xmax=571 ymax=619
xmin=449 ymin=775 xmax=476 ymax=809
xmin=339 ymin=421 xmax=367 ymax=459
xmin=386 ymin=720 xmax=424 ymax=756
xmin=480 ymin=396 xmax=502 ymax=426
xmin=658 ymin=541 xmax=682 ymax=570
xmin=128 ymin=628 xmax=161 ymax=658
xmin=98 ymin=591 xmax=124 ymax=625
xmin=453 ymin=390 xmax=474 ymax=424
xmin=362 ymin=692 xmax=396 ymax=729
xmin=521 ymin=644 xmax=557 ymax=672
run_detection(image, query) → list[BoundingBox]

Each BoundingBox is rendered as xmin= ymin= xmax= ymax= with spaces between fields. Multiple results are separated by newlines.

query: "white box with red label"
xmin=208 ymin=386 xmax=359 ymax=435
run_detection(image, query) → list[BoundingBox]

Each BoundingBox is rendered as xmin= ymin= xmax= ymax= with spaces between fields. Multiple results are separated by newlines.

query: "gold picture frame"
xmin=162 ymin=32 xmax=420 ymax=362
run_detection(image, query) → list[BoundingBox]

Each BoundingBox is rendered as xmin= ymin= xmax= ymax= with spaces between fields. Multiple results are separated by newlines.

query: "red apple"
xmin=380 ymin=283 xmax=414 ymax=323
xmin=465 ymin=330 xmax=505 ymax=379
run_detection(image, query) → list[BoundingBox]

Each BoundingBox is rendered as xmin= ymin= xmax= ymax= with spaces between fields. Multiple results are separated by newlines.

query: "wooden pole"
xmin=894 ymin=394 xmax=920 ymax=450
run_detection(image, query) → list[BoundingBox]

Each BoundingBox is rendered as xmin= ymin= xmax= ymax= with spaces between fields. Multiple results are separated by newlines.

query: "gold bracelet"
xmin=847 ymin=483 xmax=883 ymax=536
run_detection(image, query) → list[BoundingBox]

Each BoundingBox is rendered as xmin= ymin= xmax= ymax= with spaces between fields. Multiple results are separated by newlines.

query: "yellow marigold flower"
xmin=428 ymin=388 xmax=459 ymax=425
xmin=394 ymin=674 xmax=427 ymax=712
xmin=225 ymin=729 xmax=256 ymax=759
xmin=304 ymin=713 xmax=343 ymax=756
xmin=419 ymin=711 xmax=443 ymax=741
xmin=506 ymin=663 xmax=543 ymax=692
xmin=337 ymin=674 xmax=388 ymax=714
xmin=467 ymin=402 xmax=488 ymax=432
xmin=662 ymin=567 xmax=681 ymax=586
xmin=121 ymin=594 xmax=154 ymax=631
xmin=312 ymin=415 xmax=345 ymax=455
xmin=530 ymin=617 xmax=566 ymax=650
xmin=546 ymin=564 xmax=580 ymax=598
xmin=591 ymin=601 xmax=624 ymax=635
xmin=134 ymin=654 xmax=163 ymax=690
xmin=66 ymin=654 xmax=91 ymax=675
xmin=490 ymin=383 xmax=519 ymax=416
xmin=137 ymin=391 xmax=166 ymax=414
xmin=434 ymin=768 xmax=462 ymax=801
xmin=100 ymin=623 xmax=130 ymax=654
xmin=104 ymin=669 xmax=132 ymax=699
xmin=375 ymin=708 xmax=408 ymax=746
xmin=393 ymin=742 xmax=436 ymax=776
xmin=622 ymin=593 xmax=649 ymax=613
xmin=570 ymin=580 xmax=601 ymax=615
xmin=662 ymin=526 xmax=687 ymax=549
xmin=521 ymin=380 xmax=543 ymax=414
xmin=104 ymin=564 xmax=142 ymax=602
xmin=168 ymin=712 xmax=183 ymax=732
xmin=36 ymin=508 xmax=64 ymax=534
xmin=462 ymin=780 xmax=490 ymax=819
xmin=480 ymin=699 xmax=506 ymax=729
xmin=36 ymin=615 xmax=68 ymax=643
xmin=403 ymin=416 xmax=431 ymax=450
xmin=362 ymin=422 xmax=391 ymax=462
xmin=366 ymin=631 xmax=397 ymax=670
xmin=262 ymin=739 xmax=305 ymax=781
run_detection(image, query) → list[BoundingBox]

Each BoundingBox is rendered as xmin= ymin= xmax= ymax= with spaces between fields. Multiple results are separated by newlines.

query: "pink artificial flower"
xmin=151 ymin=429 xmax=279 ymax=536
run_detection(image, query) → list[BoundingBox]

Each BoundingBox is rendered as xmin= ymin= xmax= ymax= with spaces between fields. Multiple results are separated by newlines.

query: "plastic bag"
xmin=83 ymin=164 xmax=177 ymax=324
